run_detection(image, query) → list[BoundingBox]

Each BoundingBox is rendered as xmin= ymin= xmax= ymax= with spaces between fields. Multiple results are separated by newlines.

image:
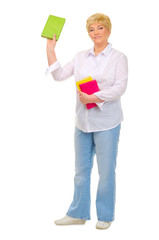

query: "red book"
xmin=79 ymin=80 xmax=100 ymax=109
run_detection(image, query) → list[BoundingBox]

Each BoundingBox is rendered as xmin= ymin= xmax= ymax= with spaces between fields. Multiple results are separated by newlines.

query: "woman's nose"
xmin=94 ymin=28 xmax=99 ymax=35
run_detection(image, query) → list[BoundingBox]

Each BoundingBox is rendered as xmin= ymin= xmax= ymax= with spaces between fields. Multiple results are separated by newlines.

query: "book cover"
xmin=79 ymin=80 xmax=100 ymax=109
xmin=41 ymin=15 xmax=66 ymax=40
xmin=76 ymin=76 xmax=93 ymax=91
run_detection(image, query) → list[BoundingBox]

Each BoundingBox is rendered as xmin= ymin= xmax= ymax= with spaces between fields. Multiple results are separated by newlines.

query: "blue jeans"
xmin=66 ymin=124 xmax=121 ymax=222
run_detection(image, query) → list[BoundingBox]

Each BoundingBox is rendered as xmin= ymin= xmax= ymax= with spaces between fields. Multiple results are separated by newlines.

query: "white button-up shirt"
xmin=46 ymin=43 xmax=128 ymax=132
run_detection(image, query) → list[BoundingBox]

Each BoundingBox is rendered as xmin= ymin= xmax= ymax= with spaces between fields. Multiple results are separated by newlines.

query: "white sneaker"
xmin=96 ymin=221 xmax=111 ymax=230
xmin=54 ymin=215 xmax=86 ymax=225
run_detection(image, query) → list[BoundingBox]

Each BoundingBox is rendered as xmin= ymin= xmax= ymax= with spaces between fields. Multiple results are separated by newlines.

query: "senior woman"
xmin=46 ymin=13 xmax=128 ymax=230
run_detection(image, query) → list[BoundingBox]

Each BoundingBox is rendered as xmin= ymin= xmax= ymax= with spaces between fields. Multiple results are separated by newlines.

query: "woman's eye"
xmin=98 ymin=27 xmax=103 ymax=30
xmin=89 ymin=29 xmax=94 ymax=32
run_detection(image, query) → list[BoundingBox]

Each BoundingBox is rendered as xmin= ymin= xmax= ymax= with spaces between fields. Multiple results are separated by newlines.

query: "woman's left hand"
xmin=77 ymin=90 xmax=91 ymax=104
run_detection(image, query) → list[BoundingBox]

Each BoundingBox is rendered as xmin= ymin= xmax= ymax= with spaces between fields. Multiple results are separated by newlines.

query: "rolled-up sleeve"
xmin=45 ymin=59 xmax=75 ymax=81
xmin=95 ymin=54 xmax=128 ymax=102
xmin=45 ymin=61 xmax=61 ymax=76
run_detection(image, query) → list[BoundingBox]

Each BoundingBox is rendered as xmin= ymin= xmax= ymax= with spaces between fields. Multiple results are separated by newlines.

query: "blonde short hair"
xmin=86 ymin=13 xmax=112 ymax=32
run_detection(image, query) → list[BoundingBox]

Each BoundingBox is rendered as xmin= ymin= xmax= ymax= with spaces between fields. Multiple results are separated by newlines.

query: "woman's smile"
xmin=94 ymin=35 xmax=101 ymax=39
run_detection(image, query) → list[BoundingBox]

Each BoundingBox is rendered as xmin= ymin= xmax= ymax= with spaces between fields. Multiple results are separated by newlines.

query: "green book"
xmin=41 ymin=15 xmax=66 ymax=40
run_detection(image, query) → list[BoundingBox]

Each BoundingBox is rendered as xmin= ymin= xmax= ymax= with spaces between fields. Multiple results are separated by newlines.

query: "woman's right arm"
xmin=47 ymin=34 xmax=57 ymax=66
xmin=46 ymin=34 xmax=74 ymax=81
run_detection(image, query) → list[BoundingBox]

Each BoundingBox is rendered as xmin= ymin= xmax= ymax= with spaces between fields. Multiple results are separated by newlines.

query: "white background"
xmin=0 ymin=0 xmax=159 ymax=239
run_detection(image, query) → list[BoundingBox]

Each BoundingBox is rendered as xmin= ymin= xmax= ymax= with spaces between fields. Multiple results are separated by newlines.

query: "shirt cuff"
xmin=95 ymin=102 xmax=105 ymax=110
xmin=94 ymin=91 xmax=105 ymax=110
xmin=45 ymin=61 xmax=61 ymax=76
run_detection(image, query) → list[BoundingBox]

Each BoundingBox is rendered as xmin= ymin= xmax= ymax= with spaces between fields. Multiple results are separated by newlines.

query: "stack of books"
xmin=76 ymin=76 xmax=100 ymax=109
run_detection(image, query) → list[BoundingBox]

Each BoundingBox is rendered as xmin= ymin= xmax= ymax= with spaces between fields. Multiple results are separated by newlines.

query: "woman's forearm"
xmin=77 ymin=90 xmax=104 ymax=104
xmin=47 ymin=34 xmax=57 ymax=66
xmin=88 ymin=94 xmax=104 ymax=103
xmin=47 ymin=50 xmax=57 ymax=66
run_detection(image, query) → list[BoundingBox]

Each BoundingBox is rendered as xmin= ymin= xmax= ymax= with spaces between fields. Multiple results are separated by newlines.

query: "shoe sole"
xmin=55 ymin=221 xmax=86 ymax=225
xmin=96 ymin=223 xmax=111 ymax=230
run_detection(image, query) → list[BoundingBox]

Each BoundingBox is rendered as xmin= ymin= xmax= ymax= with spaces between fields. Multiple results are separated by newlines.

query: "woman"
xmin=46 ymin=13 xmax=128 ymax=230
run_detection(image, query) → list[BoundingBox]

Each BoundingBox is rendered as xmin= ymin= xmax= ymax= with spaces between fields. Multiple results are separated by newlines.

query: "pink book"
xmin=79 ymin=80 xmax=100 ymax=109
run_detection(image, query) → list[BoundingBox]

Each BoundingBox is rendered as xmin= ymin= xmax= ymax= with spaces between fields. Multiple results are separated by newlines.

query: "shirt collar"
xmin=88 ymin=43 xmax=112 ymax=57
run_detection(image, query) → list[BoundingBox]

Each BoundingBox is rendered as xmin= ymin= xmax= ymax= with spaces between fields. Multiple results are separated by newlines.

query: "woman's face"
xmin=88 ymin=22 xmax=110 ymax=45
